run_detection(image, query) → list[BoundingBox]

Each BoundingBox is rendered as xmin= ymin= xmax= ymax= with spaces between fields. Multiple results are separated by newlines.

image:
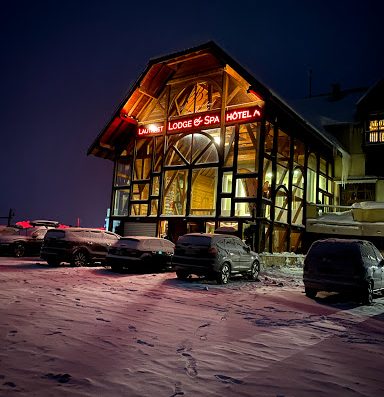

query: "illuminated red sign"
xmin=168 ymin=112 xmax=221 ymax=132
xmin=226 ymin=106 xmax=262 ymax=123
xmin=137 ymin=105 xmax=262 ymax=136
xmin=137 ymin=124 xmax=164 ymax=136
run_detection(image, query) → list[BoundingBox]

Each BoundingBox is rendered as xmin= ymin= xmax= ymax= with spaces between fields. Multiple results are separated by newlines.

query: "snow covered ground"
xmin=1 ymin=257 xmax=384 ymax=396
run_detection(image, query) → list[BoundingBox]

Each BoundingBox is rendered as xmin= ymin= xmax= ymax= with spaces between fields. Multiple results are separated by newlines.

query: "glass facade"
xmin=110 ymin=70 xmax=335 ymax=253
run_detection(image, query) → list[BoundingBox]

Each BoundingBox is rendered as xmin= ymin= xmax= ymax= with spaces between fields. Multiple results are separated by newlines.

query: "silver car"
xmin=172 ymin=233 xmax=260 ymax=284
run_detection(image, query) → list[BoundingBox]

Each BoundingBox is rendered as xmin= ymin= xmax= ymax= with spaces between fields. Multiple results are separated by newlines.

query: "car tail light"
xmin=207 ymin=246 xmax=218 ymax=256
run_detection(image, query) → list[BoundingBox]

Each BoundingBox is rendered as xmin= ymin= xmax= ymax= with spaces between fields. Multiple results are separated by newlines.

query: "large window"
xmin=190 ymin=169 xmax=217 ymax=215
xmin=162 ymin=131 xmax=219 ymax=216
xmin=292 ymin=167 xmax=304 ymax=225
xmin=237 ymin=123 xmax=260 ymax=173
xmin=115 ymin=157 xmax=131 ymax=186
xmin=307 ymin=153 xmax=317 ymax=203
xmin=275 ymin=186 xmax=289 ymax=224
xmin=113 ymin=189 xmax=130 ymax=216
xmin=341 ymin=183 xmax=375 ymax=206
xmin=224 ymin=126 xmax=236 ymax=167
xmin=162 ymin=170 xmax=188 ymax=215
xmin=133 ymin=139 xmax=152 ymax=180
xmin=318 ymin=157 xmax=334 ymax=208
xmin=276 ymin=129 xmax=290 ymax=188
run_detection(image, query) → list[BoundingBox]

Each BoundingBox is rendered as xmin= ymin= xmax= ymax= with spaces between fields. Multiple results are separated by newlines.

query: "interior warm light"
xmin=214 ymin=136 xmax=221 ymax=144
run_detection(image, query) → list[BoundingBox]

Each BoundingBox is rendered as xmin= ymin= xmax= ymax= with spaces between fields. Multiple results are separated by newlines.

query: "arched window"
xmin=162 ymin=131 xmax=219 ymax=216
xmin=165 ymin=132 xmax=219 ymax=166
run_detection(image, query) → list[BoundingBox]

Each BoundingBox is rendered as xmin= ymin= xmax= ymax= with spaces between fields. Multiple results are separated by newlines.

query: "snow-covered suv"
xmin=172 ymin=233 xmax=260 ymax=284
xmin=40 ymin=228 xmax=120 ymax=266
xmin=303 ymin=238 xmax=384 ymax=305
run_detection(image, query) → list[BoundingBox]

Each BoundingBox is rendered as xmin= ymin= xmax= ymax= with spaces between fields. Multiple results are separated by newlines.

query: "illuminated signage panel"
xmin=137 ymin=124 xmax=164 ymax=136
xmin=137 ymin=105 xmax=263 ymax=136
xmin=168 ymin=111 xmax=221 ymax=133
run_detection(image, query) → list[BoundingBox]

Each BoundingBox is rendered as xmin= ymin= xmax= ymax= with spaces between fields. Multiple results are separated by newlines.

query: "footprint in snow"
xmin=42 ymin=373 xmax=71 ymax=383
xmin=3 ymin=381 xmax=17 ymax=388
xmin=137 ymin=339 xmax=154 ymax=347
xmin=215 ymin=374 xmax=244 ymax=384
xmin=96 ymin=318 xmax=111 ymax=322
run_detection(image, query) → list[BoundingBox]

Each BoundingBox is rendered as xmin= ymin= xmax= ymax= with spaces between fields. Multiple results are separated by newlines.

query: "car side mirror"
xmin=245 ymin=246 xmax=250 ymax=253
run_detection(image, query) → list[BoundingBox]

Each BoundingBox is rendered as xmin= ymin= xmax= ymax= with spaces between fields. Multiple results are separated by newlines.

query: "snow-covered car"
xmin=106 ymin=236 xmax=175 ymax=272
xmin=0 ymin=226 xmax=51 ymax=257
xmin=172 ymin=233 xmax=260 ymax=284
xmin=41 ymin=228 xmax=120 ymax=266
xmin=303 ymin=238 xmax=384 ymax=305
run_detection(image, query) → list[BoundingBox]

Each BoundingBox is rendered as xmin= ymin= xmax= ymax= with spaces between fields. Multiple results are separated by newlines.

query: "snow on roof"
xmin=288 ymin=88 xmax=366 ymax=131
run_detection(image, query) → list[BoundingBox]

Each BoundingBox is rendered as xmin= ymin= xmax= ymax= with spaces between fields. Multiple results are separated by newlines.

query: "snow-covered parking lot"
xmin=1 ymin=257 xmax=384 ymax=397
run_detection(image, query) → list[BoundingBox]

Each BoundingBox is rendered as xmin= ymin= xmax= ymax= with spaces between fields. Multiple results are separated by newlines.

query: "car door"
xmin=235 ymin=238 xmax=252 ymax=270
xmin=225 ymin=238 xmax=241 ymax=270
xmin=88 ymin=231 xmax=105 ymax=260
xmin=103 ymin=232 xmax=119 ymax=254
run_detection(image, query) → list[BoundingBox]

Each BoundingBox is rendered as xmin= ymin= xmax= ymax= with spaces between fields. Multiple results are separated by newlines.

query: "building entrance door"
xmin=167 ymin=219 xmax=187 ymax=243
xmin=187 ymin=221 xmax=205 ymax=234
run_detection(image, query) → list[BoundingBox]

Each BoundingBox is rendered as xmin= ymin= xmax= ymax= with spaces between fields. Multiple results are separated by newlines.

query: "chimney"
xmin=331 ymin=83 xmax=341 ymax=100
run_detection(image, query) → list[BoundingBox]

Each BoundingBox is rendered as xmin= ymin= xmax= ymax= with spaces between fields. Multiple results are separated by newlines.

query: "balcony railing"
xmin=306 ymin=203 xmax=352 ymax=219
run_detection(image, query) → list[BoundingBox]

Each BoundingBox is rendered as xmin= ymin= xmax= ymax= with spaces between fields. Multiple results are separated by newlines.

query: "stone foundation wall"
xmin=259 ymin=253 xmax=305 ymax=268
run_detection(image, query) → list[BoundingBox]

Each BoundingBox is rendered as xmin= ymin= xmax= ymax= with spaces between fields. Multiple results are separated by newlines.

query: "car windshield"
xmin=177 ymin=235 xmax=212 ymax=246
xmin=307 ymin=242 xmax=360 ymax=262
xmin=118 ymin=238 xmax=140 ymax=248
xmin=45 ymin=230 xmax=66 ymax=239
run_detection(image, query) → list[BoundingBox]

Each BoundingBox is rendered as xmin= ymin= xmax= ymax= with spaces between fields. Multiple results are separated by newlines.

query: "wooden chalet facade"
xmin=88 ymin=42 xmax=344 ymax=253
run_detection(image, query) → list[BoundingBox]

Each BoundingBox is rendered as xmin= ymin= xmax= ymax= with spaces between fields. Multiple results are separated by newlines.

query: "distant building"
xmin=88 ymin=42 xmax=383 ymax=252
xmin=292 ymin=79 xmax=384 ymax=248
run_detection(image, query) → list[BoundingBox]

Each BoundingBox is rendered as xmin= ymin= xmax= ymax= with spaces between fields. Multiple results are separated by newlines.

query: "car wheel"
xmin=176 ymin=270 xmax=189 ymax=280
xmin=305 ymin=287 xmax=317 ymax=299
xmin=361 ymin=282 xmax=373 ymax=305
xmin=216 ymin=263 xmax=230 ymax=285
xmin=71 ymin=250 xmax=89 ymax=267
xmin=13 ymin=242 xmax=26 ymax=257
xmin=248 ymin=260 xmax=260 ymax=281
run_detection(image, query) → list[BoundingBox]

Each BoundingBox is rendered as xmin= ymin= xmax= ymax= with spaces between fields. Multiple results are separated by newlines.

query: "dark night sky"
xmin=1 ymin=0 xmax=383 ymax=227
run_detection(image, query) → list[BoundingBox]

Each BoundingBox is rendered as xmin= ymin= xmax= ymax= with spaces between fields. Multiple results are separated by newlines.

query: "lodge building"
xmin=88 ymin=42 xmax=362 ymax=253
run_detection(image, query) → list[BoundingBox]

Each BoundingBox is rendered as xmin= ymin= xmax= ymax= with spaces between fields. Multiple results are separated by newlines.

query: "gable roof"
xmin=88 ymin=41 xmax=347 ymax=161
